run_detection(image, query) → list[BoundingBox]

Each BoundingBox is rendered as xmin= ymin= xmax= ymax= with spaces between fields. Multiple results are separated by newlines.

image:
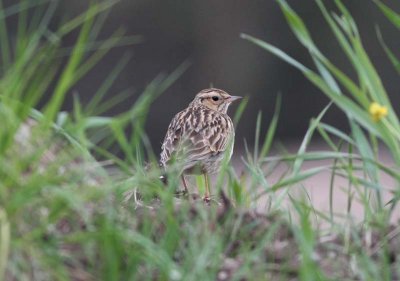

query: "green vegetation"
xmin=1 ymin=0 xmax=400 ymax=280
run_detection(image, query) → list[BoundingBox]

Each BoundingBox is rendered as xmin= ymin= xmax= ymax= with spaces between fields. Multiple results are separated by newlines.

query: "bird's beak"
xmin=228 ymin=96 xmax=242 ymax=102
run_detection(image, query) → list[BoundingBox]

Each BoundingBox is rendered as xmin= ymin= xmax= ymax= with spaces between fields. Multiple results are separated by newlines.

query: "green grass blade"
xmin=86 ymin=52 xmax=131 ymax=115
xmin=233 ymin=96 xmax=249 ymax=126
xmin=241 ymin=33 xmax=310 ymax=73
xmin=376 ymin=26 xmax=400 ymax=75
xmin=57 ymin=0 xmax=118 ymax=37
xmin=0 ymin=209 xmax=10 ymax=279
xmin=374 ymin=0 xmax=400 ymax=29
xmin=292 ymin=103 xmax=331 ymax=175
xmin=258 ymin=94 xmax=281 ymax=161
xmin=0 ymin=0 xmax=11 ymax=70
xmin=44 ymin=6 xmax=94 ymax=121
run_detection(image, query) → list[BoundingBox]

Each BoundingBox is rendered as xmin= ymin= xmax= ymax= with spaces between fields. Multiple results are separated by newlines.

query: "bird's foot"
xmin=203 ymin=196 xmax=223 ymax=206
xmin=175 ymin=191 xmax=202 ymax=201
xmin=203 ymin=196 xmax=211 ymax=205
xmin=174 ymin=190 xmax=188 ymax=197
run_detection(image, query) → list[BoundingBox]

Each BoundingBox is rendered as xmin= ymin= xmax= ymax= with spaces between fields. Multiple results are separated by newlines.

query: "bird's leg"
xmin=181 ymin=175 xmax=189 ymax=194
xmin=203 ymin=173 xmax=210 ymax=203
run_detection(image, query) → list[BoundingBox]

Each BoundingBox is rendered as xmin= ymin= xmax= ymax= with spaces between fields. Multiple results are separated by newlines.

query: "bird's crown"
xmin=190 ymin=88 xmax=241 ymax=113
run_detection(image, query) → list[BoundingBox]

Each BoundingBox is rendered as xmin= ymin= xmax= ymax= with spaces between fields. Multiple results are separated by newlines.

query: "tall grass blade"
xmin=258 ymin=94 xmax=281 ymax=162
xmin=374 ymin=0 xmax=400 ymax=29
xmin=0 ymin=0 xmax=11 ymax=70
xmin=376 ymin=26 xmax=400 ymax=75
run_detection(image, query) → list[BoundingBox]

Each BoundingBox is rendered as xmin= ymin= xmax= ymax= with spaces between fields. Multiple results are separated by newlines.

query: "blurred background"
xmin=5 ymin=0 xmax=400 ymax=153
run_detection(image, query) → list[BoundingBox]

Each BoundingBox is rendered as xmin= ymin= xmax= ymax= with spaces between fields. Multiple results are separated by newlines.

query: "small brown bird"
xmin=160 ymin=88 xmax=241 ymax=202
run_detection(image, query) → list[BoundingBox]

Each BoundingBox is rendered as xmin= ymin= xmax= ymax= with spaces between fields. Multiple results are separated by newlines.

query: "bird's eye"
xmin=212 ymin=96 xmax=219 ymax=101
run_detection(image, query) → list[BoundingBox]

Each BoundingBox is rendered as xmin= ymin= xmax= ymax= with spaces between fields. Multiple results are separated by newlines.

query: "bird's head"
xmin=191 ymin=88 xmax=242 ymax=114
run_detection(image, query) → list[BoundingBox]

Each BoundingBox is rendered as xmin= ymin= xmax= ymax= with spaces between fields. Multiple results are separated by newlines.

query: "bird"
xmin=159 ymin=88 xmax=242 ymax=202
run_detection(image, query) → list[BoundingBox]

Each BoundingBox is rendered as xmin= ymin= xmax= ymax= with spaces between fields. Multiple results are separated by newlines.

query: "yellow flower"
xmin=369 ymin=102 xmax=388 ymax=122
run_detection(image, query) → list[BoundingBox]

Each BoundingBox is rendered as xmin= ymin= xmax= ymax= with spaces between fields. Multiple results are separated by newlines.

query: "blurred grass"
xmin=1 ymin=0 xmax=400 ymax=280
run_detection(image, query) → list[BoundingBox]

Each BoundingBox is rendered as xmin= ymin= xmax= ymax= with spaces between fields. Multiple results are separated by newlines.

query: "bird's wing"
xmin=187 ymin=110 xmax=233 ymax=157
xmin=160 ymin=107 xmax=234 ymax=166
xmin=160 ymin=109 xmax=187 ymax=166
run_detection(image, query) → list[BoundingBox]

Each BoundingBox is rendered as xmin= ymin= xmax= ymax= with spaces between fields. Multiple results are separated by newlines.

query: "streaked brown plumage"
xmin=160 ymin=88 xmax=241 ymax=202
